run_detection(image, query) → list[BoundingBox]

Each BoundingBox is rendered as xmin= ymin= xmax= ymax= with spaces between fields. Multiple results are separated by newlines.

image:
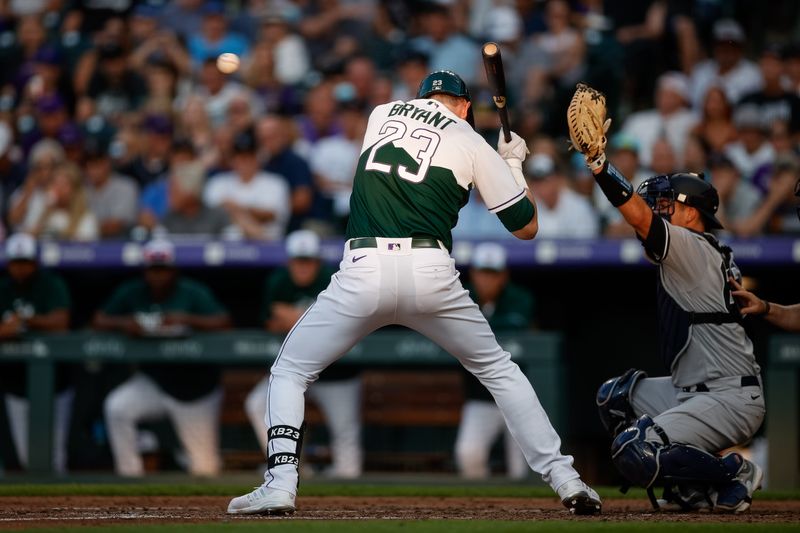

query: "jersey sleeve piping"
xmin=487 ymin=189 xmax=526 ymax=213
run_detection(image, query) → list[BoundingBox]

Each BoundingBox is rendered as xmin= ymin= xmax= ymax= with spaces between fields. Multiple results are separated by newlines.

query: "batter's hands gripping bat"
xmin=482 ymin=42 xmax=511 ymax=143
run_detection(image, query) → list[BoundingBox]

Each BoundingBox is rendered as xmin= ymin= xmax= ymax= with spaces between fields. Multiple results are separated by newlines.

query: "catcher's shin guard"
xmin=267 ymin=423 xmax=307 ymax=488
xmin=612 ymin=415 xmax=743 ymax=508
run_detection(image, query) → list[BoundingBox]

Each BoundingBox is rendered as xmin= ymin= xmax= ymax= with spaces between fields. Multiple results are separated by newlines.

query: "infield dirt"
xmin=1 ymin=496 xmax=799 ymax=529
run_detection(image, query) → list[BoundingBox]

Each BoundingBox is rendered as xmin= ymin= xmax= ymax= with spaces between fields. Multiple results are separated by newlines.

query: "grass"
xmin=0 ymin=482 xmax=799 ymax=501
xmin=10 ymin=522 xmax=800 ymax=533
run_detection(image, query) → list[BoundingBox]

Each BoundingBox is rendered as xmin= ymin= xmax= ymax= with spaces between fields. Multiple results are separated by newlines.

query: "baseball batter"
xmin=568 ymin=84 xmax=764 ymax=513
xmin=229 ymin=70 xmax=602 ymax=515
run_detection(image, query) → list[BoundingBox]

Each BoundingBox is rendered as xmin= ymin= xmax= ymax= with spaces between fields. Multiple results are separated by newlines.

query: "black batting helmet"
xmin=637 ymin=173 xmax=723 ymax=230
xmin=416 ymin=70 xmax=474 ymax=127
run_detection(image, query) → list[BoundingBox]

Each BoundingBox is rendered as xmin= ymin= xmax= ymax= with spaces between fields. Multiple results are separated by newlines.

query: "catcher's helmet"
xmin=416 ymin=70 xmax=474 ymax=127
xmin=637 ymin=173 xmax=723 ymax=230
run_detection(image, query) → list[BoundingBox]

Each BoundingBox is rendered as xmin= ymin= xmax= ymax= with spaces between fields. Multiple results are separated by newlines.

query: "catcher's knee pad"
xmin=596 ymin=368 xmax=647 ymax=437
xmin=267 ymin=424 xmax=306 ymax=471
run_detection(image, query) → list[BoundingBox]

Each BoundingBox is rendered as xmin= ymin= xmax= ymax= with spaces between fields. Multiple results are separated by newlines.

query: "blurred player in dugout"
xmin=455 ymin=242 xmax=529 ymax=480
xmin=246 ymin=230 xmax=363 ymax=479
xmin=95 ymin=240 xmax=231 ymax=477
xmin=0 ymin=234 xmax=71 ymax=473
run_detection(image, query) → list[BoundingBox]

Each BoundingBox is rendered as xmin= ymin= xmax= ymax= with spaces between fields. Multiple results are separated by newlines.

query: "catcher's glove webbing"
xmin=567 ymin=83 xmax=611 ymax=171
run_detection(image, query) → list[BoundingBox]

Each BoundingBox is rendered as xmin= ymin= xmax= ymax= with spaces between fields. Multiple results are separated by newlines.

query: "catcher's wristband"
xmin=505 ymin=158 xmax=529 ymax=190
xmin=587 ymin=153 xmax=607 ymax=172
xmin=594 ymin=161 xmax=634 ymax=207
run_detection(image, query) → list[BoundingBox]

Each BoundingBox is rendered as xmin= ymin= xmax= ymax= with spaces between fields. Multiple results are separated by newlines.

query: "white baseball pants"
xmin=104 ymin=373 xmax=222 ymax=477
xmin=263 ymin=238 xmax=579 ymax=494
xmin=246 ymin=374 xmax=363 ymax=478
xmin=455 ymin=400 xmax=529 ymax=479
xmin=5 ymin=389 xmax=73 ymax=474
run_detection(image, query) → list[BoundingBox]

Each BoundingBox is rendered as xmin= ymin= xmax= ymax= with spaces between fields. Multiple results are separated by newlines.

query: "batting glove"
xmin=497 ymin=130 xmax=529 ymax=162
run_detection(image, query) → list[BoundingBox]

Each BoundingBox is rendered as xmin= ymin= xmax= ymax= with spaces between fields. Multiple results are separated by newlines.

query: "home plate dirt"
xmin=1 ymin=496 xmax=799 ymax=529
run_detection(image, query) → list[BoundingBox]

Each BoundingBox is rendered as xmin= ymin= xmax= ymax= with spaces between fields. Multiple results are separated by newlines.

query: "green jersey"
xmin=261 ymin=265 xmax=336 ymax=322
xmin=103 ymin=277 xmax=227 ymax=401
xmin=0 ymin=269 xmax=71 ymax=396
xmin=346 ymin=99 xmax=534 ymax=251
xmin=463 ymin=281 xmax=535 ymax=401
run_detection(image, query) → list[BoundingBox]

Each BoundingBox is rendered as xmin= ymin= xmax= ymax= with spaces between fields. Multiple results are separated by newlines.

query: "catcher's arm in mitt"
xmin=567 ymin=83 xmax=654 ymax=239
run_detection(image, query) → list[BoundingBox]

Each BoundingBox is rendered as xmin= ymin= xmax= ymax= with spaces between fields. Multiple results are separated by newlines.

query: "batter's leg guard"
xmin=267 ymin=423 xmax=307 ymax=488
xmin=596 ymin=369 xmax=647 ymax=438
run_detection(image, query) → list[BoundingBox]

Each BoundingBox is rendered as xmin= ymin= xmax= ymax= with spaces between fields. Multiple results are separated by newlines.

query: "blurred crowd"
xmin=0 ymin=0 xmax=799 ymax=244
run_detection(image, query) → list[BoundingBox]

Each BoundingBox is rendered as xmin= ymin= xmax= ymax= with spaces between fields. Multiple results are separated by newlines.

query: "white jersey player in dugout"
xmin=228 ymin=70 xmax=602 ymax=515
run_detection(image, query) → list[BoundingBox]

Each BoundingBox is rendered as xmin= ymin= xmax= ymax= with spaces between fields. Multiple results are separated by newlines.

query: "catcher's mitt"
xmin=567 ymin=83 xmax=611 ymax=170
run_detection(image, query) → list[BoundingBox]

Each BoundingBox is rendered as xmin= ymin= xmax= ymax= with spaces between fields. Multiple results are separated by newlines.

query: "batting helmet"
xmin=637 ymin=173 xmax=723 ymax=230
xmin=416 ymin=70 xmax=474 ymax=127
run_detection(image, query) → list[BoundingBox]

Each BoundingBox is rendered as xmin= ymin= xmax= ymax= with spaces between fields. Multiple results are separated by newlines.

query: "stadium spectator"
xmin=8 ymin=139 xmax=64 ymax=233
xmin=246 ymin=229 xmax=363 ymax=479
xmin=455 ymin=242 xmax=529 ymax=480
xmin=731 ymin=157 xmax=800 ymax=237
xmin=224 ymin=94 xmax=256 ymax=138
xmin=725 ymin=106 xmax=775 ymax=183
xmin=360 ymin=1 xmax=408 ymax=72
xmin=30 ymin=46 xmax=76 ymax=115
xmin=295 ymin=82 xmax=341 ymax=154
xmin=452 ymin=191 xmax=516 ymax=242
xmin=0 ymin=122 xmax=25 ymax=229
xmin=187 ymin=1 xmax=250 ymax=67
xmin=204 ymin=129 xmax=290 ymax=240
xmin=648 ymin=137 xmax=678 ymax=175
xmin=256 ymin=115 xmax=314 ymax=232
xmin=129 ymin=8 xmax=191 ymax=76
xmin=161 ymin=161 xmax=229 ymax=237
xmin=119 ymin=114 xmax=174 ymax=189
xmin=0 ymin=14 xmax=47 ymax=89
xmin=682 ymin=134 xmax=711 ymax=175
xmin=689 ymin=19 xmax=762 ymax=108
xmin=0 ymin=233 xmax=71 ymax=473
xmin=709 ymin=154 xmax=762 ymax=231
xmin=344 ymin=56 xmax=377 ymax=110
xmin=410 ymin=2 xmax=480 ymax=84
xmin=392 ymin=50 xmax=430 ymax=102
xmin=242 ymin=39 xmax=302 ymax=115
xmin=690 ymin=86 xmax=737 ymax=153
xmin=31 ymin=162 xmax=99 ymax=241
xmin=97 ymin=239 xmax=231 ymax=477
xmin=190 ymin=57 xmax=254 ymax=129
xmin=79 ymin=43 xmax=148 ymax=123
xmin=139 ymin=139 xmax=199 ymax=231
xmin=83 ymin=138 xmax=139 ymax=240
xmin=308 ymin=88 xmax=366 ymax=232
xmin=57 ymin=123 xmax=85 ymax=165
xmin=175 ymin=95 xmax=219 ymax=169
xmin=258 ymin=10 xmax=310 ymax=86
xmin=139 ymin=58 xmax=183 ymax=116
xmin=536 ymin=0 xmax=585 ymax=88
xmin=526 ymin=153 xmax=598 ymax=238
xmin=159 ymin=0 xmax=205 ymax=40
xmin=296 ymin=0 xmax=371 ymax=74
xmin=621 ymin=72 xmax=697 ymax=168
xmin=740 ymin=45 xmax=800 ymax=135
xmin=23 ymin=94 xmax=69 ymax=152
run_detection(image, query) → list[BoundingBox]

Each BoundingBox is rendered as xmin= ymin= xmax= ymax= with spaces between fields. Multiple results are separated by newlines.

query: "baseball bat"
xmin=481 ymin=41 xmax=512 ymax=143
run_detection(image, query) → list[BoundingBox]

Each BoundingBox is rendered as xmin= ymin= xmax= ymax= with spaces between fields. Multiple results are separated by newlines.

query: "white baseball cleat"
xmin=227 ymin=484 xmax=296 ymax=515
xmin=556 ymin=478 xmax=602 ymax=515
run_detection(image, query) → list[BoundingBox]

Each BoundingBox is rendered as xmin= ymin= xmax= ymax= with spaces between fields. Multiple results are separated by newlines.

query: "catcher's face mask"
xmin=637 ymin=175 xmax=675 ymax=221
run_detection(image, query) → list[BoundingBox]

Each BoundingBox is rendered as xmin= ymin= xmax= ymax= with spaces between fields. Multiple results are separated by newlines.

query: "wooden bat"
xmin=481 ymin=41 xmax=511 ymax=143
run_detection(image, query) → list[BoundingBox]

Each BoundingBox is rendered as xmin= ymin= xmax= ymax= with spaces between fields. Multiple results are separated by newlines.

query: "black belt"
xmin=682 ymin=375 xmax=759 ymax=393
xmin=349 ymin=237 xmax=441 ymax=250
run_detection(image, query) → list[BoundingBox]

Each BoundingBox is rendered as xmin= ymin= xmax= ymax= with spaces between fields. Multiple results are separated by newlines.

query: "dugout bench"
xmin=0 ymin=330 xmax=564 ymax=475
xmin=767 ymin=335 xmax=800 ymax=489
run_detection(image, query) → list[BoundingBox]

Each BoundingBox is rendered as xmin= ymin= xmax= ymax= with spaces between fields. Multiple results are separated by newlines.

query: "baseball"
xmin=216 ymin=53 xmax=240 ymax=74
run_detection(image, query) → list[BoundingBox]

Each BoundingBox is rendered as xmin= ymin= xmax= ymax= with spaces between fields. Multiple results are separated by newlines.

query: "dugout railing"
xmin=0 ymin=330 xmax=563 ymax=475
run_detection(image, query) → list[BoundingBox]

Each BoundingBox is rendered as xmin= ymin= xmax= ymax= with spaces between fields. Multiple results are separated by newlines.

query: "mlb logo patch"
xmin=388 ymin=243 xmax=402 ymax=251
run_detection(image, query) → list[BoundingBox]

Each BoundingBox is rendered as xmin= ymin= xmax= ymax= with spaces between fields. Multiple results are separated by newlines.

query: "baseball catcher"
xmin=569 ymin=83 xmax=764 ymax=512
